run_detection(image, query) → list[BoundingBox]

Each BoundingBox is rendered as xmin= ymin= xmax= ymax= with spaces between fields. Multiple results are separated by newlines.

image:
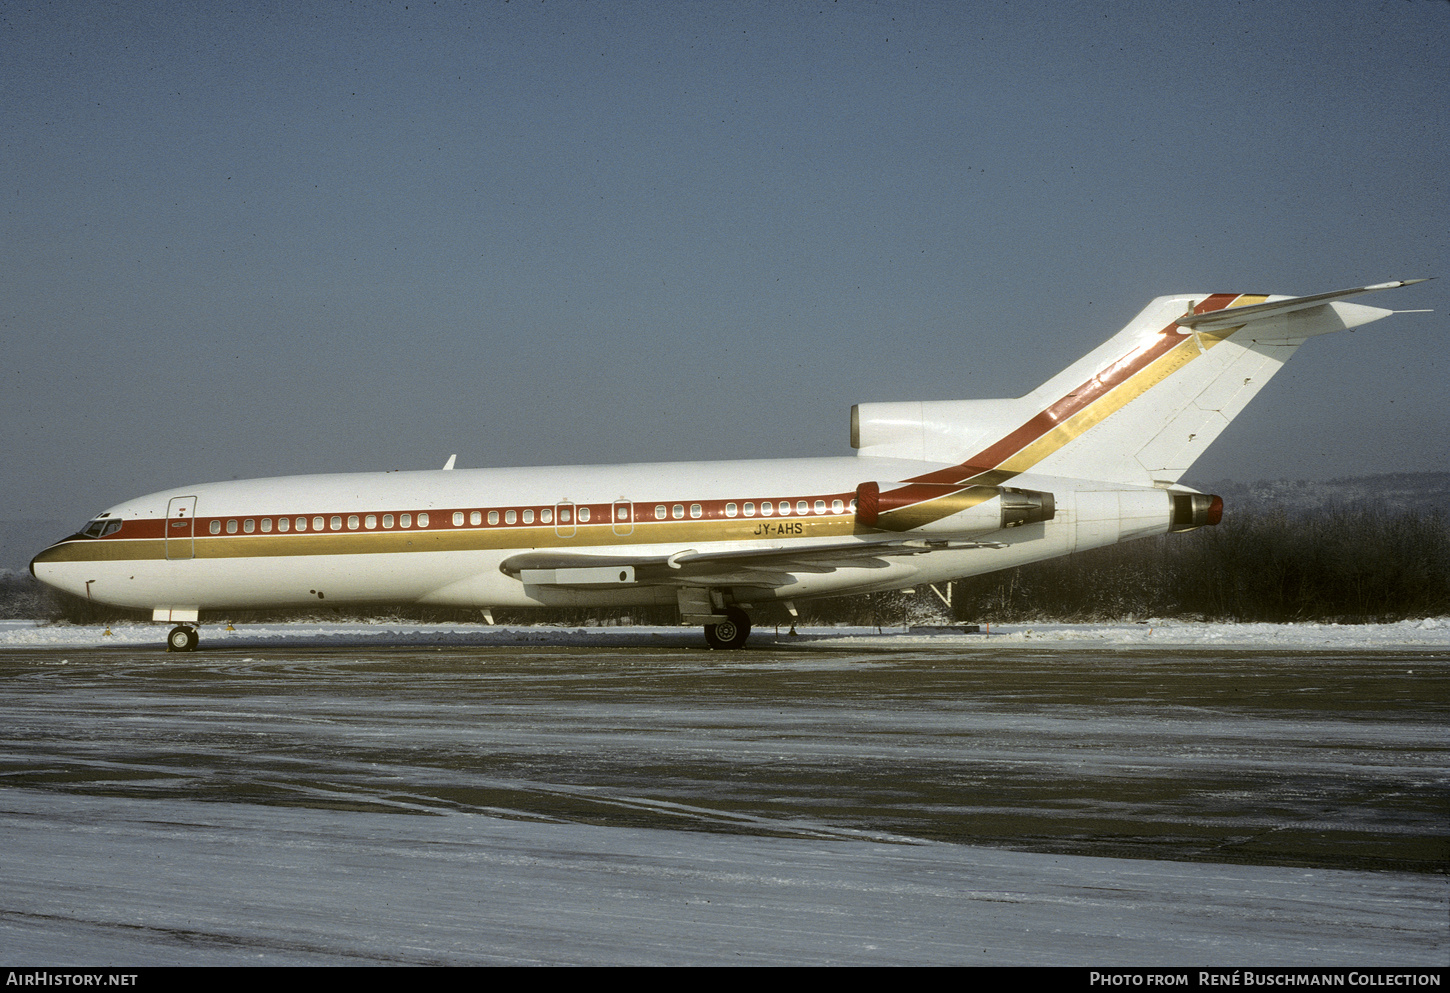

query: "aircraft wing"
xmin=500 ymin=538 xmax=1005 ymax=589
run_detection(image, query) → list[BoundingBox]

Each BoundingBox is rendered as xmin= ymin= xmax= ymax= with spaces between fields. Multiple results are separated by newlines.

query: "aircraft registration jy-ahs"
xmin=30 ymin=279 xmax=1429 ymax=651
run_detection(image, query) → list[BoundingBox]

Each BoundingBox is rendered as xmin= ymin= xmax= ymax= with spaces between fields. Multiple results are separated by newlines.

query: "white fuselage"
xmin=30 ymin=455 xmax=1163 ymax=615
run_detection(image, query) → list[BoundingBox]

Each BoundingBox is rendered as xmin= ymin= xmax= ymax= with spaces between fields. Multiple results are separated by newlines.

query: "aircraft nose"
xmin=30 ymin=545 xmax=52 ymax=579
xmin=29 ymin=536 xmax=73 ymax=581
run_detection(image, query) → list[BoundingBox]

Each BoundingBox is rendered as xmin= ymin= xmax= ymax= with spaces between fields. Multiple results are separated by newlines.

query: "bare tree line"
xmin=937 ymin=504 xmax=1450 ymax=624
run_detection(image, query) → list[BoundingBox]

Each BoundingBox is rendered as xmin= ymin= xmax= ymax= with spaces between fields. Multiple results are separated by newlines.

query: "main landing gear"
xmin=167 ymin=625 xmax=199 ymax=652
xmin=703 ymin=606 xmax=752 ymax=650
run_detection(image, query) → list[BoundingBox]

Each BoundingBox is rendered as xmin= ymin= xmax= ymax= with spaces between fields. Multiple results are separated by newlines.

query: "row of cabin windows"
xmin=203 ymin=498 xmax=857 ymax=536
xmin=450 ymin=506 xmax=589 ymax=526
xmin=449 ymin=500 xmax=853 ymax=526
xmin=644 ymin=500 xmax=851 ymax=521
xmin=208 ymin=513 xmax=430 ymax=535
xmin=692 ymin=499 xmax=850 ymax=519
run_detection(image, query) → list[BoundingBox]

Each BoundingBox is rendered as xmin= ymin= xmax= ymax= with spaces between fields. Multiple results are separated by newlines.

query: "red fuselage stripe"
xmin=904 ymin=292 xmax=1243 ymax=491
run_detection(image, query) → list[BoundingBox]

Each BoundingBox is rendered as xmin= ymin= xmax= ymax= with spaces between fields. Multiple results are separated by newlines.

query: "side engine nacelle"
xmin=856 ymin=481 xmax=1056 ymax=535
xmin=1072 ymin=487 xmax=1224 ymax=550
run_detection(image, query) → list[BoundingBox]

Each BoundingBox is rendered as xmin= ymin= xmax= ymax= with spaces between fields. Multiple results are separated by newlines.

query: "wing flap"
xmin=500 ymin=538 xmax=1005 ymax=588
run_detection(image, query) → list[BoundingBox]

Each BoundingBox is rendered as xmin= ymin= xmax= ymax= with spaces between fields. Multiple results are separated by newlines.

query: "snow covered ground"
xmin=3 ymin=619 xmax=1445 ymax=965
xmin=2 ymin=616 xmax=1447 ymax=651
xmin=2 ymin=788 xmax=1442 ymax=967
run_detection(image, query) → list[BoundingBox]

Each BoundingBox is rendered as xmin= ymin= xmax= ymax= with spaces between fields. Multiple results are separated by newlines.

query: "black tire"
xmin=167 ymin=626 xmax=198 ymax=653
xmin=703 ymin=607 xmax=751 ymax=650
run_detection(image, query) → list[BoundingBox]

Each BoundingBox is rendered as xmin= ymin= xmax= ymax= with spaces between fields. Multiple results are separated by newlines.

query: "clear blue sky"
xmin=3 ymin=0 xmax=1446 ymax=527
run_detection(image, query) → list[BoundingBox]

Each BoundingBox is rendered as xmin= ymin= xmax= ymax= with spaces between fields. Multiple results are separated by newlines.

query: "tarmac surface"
xmin=1 ymin=632 xmax=1445 ymax=965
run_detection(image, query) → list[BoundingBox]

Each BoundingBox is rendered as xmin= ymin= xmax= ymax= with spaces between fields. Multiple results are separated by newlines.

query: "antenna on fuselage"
xmin=442 ymin=454 xmax=457 ymax=470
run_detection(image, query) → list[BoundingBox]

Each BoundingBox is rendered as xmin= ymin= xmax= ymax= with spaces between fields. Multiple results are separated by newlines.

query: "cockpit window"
xmin=81 ymin=518 xmax=122 ymax=538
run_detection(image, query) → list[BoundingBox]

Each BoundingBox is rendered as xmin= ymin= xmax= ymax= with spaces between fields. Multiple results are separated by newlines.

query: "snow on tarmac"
xmin=2 ymin=616 xmax=1448 ymax=651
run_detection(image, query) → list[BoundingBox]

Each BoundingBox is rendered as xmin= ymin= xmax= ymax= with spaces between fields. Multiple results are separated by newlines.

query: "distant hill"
xmin=1193 ymin=472 xmax=1448 ymax=517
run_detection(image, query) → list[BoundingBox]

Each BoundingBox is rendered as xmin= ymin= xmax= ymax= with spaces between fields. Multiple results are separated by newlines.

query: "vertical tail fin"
xmin=852 ymin=280 xmax=1425 ymax=488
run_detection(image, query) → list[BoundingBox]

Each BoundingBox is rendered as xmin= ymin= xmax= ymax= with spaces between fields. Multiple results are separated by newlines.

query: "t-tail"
xmin=852 ymin=280 xmax=1429 ymax=491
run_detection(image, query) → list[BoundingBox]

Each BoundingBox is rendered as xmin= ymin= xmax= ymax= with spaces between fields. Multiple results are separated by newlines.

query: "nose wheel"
xmin=703 ymin=607 xmax=751 ymax=650
xmin=167 ymin=625 xmax=199 ymax=652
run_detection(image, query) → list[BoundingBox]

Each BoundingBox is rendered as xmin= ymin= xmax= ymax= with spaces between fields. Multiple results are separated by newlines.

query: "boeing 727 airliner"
xmin=31 ymin=280 xmax=1427 ymax=650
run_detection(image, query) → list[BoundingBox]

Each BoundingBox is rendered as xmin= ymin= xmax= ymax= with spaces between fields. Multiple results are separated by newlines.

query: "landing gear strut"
xmin=703 ymin=606 xmax=752 ymax=650
xmin=167 ymin=625 xmax=199 ymax=652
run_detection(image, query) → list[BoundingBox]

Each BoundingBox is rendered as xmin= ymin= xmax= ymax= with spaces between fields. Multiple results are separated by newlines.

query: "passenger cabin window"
xmin=401 ymin=514 xmax=412 ymax=528
xmin=417 ymin=513 xmax=429 ymax=527
xmin=541 ymin=508 xmax=553 ymax=524
xmin=347 ymin=515 xmax=359 ymax=530
xmin=330 ymin=516 xmax=342 ymax=531
xmin=559 ymin=508 xmax=571 ymax=523
xmin=244 ymin=519 xmax=255 ymax=533
xmin=279 ymin=517 xmax=290 ymax=532
xmin=781 ymin=501 xmax=793 ymax=515
xmin=760 ymin=502 xmax=773 ymax=516
xmin=365 ymin=515 xmax=376 ymax=529
xmin=814 ymin=500 xmax=826 ymax=514
xmin=261 ymin=519 xmax=273 ymax=532
xmin=488 ymin=511 xmax=499 ymax=525
xmin=227 ymin=520 xmax=238 ymax=534
xmin=832 ymin=499 xmax=844 ymax=513
xmin=209 ymin=521 xmax=221 ymax=534
xmin=504 ymin=510 xmax=516 ymax=524
xmin=578 ymin=507 xmax=590 ymax=522
xmin=313 ymin=517 xmax=325 ymax=532
xmin=523 ymin=509 xmax=534 ymax=524
xmin=725 ymin=503 xmax=737 ymax=517
xmin=469 ymin=511 xmax=481 ymax=526
xmin=655 ymin=505 xmax=666 ymax=520
xmin=453 ymin=512 xmax=465 ymax=526
xmin=744 ymin=502 xmax=756 ymax=517
xmin=296 ymin=518 xmax=307 ymax=532
xmin=382 ymin=515 xmax=393 ymax=528
xmin=690 ymin=504 xmax=702 ymax=519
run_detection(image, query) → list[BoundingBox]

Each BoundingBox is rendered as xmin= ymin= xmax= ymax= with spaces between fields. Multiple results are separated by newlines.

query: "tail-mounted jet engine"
xmin=1171 ymin=492 xmax=1223 ymax=532
xmin=856 ymin=481 xmax=1056 ymax=535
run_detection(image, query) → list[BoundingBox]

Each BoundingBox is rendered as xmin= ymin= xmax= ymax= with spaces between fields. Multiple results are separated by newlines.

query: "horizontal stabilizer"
xmin=1176 ymin=280 xmax=1428 ymax=332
